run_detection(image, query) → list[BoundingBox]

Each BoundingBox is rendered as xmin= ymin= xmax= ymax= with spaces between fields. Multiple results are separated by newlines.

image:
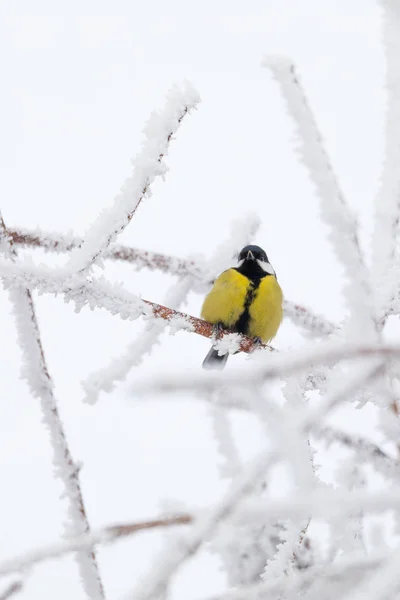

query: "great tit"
xmin=201 ymin=245 xmax=283 ymax=369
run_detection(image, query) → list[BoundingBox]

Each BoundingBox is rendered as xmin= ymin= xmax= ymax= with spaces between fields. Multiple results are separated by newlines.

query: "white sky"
xmin=0 ymin=1 xmax=389 ymax=599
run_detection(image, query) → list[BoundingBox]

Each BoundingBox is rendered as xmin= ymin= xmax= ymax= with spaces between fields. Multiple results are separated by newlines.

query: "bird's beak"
xmin=247 ymin=250 xmax=255 ymax=261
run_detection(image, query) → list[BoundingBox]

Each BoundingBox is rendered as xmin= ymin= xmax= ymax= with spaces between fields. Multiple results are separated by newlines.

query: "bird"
xmin=201 ymin=245 xmax=283 ymax=369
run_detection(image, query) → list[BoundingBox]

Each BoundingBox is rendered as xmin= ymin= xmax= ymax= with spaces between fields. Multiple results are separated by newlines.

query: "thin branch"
xmin=0 ymin=259 xmax=272 ymax=354
xmin=263 ymin=57 xmax=376 ymax=338
xmin=0 ymin=514 xmax=192 ymax=578
xmin=7 ymin=227 xmax=203 ymax=279
xmin=283 ymin=299 xmax=337 ymax=335
xmin=7 ymin=227 xmax=339 ymax=336
xmin=82 ymin=276 xmax=195 ymax=404
xmin=199 ymin=553 xmax=391 ymax=600
xmin=126 ymin=363 xmax=381 ymax=600
xmin=0 ymin=212 xmax=105 ymax=600
xmin=314 ymin=426 xmax=400 ymax=480
xmin=126 ymin=449 xmax=280 ymax=600
xmin=135 ymin=341 xmax=388 ymax=395
xmin=371 ymin=0 xmax=400 ymax=289
xmin=64 ymin=82 xmax=200 ymax=276
xmin=0 ymin=582 xmax=23 ymax=600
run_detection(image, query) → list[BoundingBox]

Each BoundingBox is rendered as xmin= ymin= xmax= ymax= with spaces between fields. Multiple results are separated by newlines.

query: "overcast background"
xmin=0 ymin=1 xmax=388 ymax=598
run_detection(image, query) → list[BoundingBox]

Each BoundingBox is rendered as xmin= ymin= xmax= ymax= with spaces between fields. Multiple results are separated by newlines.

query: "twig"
xmin=314 ymin=426 xmax=400 ymax=479
xmin=7 ymin=227 xmax=339 ymax=336
xmin=64 ymin=82 xmax=200 ymax=276
xmin=198 ymin=552 xmax=391 ymax=600
xmin=126 ymin=362 xmax=381 ymax=600
xmin=7 ymin=227 xmax=203 ymax=279
xmin=82 ymin=276 xmax=195 ymax=404
xmin=283 ymin=299 xmax=337 ymax=335
xmin=0 ymin=212 xmax=105 ymax=600
xmin=0 ymin=258 xmax=272 ymax=354
xmin=135 ymin=341 xmax=389 ymax=394
xmin=263 ymin=57 xmax=376 ymax=338
xmin=0 ymin=514 xmax=192 ymax=578
xmin=125 ymin=449 xmax=280 ymax=600
xmin=0 ymin=582 xmax=23 ymax=600
xmin=372 ymin=0 xmax=400 ymax=296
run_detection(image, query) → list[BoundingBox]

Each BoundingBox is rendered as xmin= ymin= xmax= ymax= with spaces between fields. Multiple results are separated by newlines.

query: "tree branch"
xmin=64 ymin=82 xmax=200 ymax=276
xmin=0 ymin=213 xmax=105 ymax=600
xmin=263 ymin=57 xmax=376 ymax=338
xmin=0 ymin=514 xmax=192 ymax=578
xmin=7 ymin=227 xmax=338 ymax=336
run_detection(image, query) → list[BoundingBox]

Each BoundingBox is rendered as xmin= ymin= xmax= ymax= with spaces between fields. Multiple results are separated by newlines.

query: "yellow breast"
xmin=201 ymin=269 xmax=251 ymax=328
xmin=247 ymin=275 xmax=283 ymax=342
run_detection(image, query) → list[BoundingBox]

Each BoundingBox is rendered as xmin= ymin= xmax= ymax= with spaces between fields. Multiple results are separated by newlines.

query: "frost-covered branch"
xmin=314 ymin=426 xmax=400 ymax=480
xmin=126 ymin=448 xmax=280 ymax=600
xmin=0 ymin=514 xmax=192 ymax=578
xmin=0 ymin=213 xmax=105 ymax=600
xmin=64 ymin=82 xmax=200 ymax=276
xmin=371 ymin=0 xmax=400 ymax=292
xmin=199 ymin=552 xmax=392 ymax=600
xmin=283 ymin=299 xmax=337 ymax=335
xmin=263 ymin=57 xmax=376 ymax=339
xmin=137 ymin=341 xmax=388 ymax=394
xmin=0 ymin=582 xmax=23 ymax=600
xmin=8 ymin=227 xmax=204 ymax=279
xmin=82 ymin=276 xmax=194 ymax=404
xmin=126 ymin=371 xmax=392 ymax=600
xmin=7 ymin=228 xmax=339 ymax=336
xmin=0 ymin=259 xmax=271 ymax=354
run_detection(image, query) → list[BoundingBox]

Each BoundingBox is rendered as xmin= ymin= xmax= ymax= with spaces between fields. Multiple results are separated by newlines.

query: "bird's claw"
xmin=212 ymin=322 xmax=224 ymax=341
xmin=251 ymin=336 xmax=263 ymax=351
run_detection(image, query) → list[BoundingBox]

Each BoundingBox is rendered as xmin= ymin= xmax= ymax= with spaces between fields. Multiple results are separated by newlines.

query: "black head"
xmin=236 ymin=244 xmax=276 ymax=278
xmin=238 ymin=245 xmax=268 ymax=263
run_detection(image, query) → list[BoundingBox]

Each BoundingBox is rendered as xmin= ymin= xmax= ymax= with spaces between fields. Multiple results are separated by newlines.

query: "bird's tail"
xmin=202 ymin=347 xmax=229 ymax=370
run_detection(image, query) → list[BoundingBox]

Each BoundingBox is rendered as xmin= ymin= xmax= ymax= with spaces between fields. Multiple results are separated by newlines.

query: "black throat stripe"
xmin=233 ymin=268 xmax=267 ymax=336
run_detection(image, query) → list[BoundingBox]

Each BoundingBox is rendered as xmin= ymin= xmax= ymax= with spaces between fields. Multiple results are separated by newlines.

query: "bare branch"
xmin=0 ymin=212 xmax=105 ymax=600
xmin=0 ymin=514 xmax=192 ymax=578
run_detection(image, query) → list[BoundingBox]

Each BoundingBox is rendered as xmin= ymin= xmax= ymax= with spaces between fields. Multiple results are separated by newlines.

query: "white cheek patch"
xmin=257 ymin=260 xmax=275 ymax=275
xmin=237 ymin=258 xmax=245 ymax=267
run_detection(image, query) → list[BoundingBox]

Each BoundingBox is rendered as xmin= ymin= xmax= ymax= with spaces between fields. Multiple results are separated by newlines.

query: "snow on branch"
xmin=82 ymin=213 xmax=260 ymax=404
xmin=7 ymin=227 xmax=339 ymax=336
xmin=125 ymin=368 xmax=385 ymax=600
xmin=0 ymin=514 xmax=192 ymax=579
xmin=0 ymin=582 xmax=23 ymax=600
xmin=8 ymin=227 xmax=204 ymax=279
xmin=283 ymin=299 xmax=337 ymax=335
xmin=371 ymin=0 xmax=400 ymax=292
xmin=0 ymin=213 xmax=105 ymax=600
xmin=199 ymin=552 xmax=393 ymax=600
xmin=0 ymin=259 xmax=271 ymax=354
xmin=126 ymin=447 xmax=280 ymax=600
xmin=314 ymin=425 xmax=400 ymax=480
xmin=64 ymin=82 xmax=200 ymax=276
xmin=82 ymin=276 xmax=194 ymax=404
xmin=263 ymin=57 xmax=376 ymax=339
xmin=136 ymin=340 xmax=388 ymax=394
